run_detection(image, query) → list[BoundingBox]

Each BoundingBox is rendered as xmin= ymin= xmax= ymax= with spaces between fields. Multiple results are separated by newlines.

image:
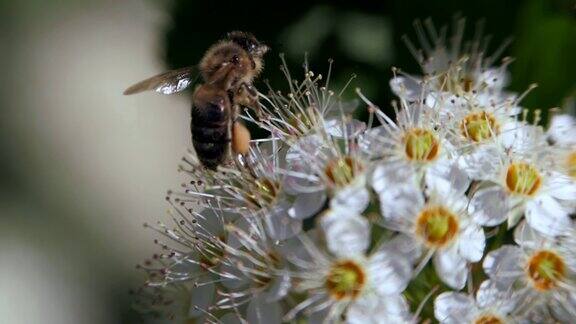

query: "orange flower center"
xmin=460 ymin=111 xmax=499 ymax=142
xmin=415 ymin=206 xmax=459 ymax=247
xmin=404 ymin=128 xmax=440 ymax=162
xmin=526 ymin=250 xmax=566 ymax=291
xmin=325 ymin=260 xmax=366 ymax=300
xmin=474 ymin=314 xmax=504 ymax=324
xmin=324 ymin=156 xmax=363 ymax=187
xmin=505 ymin=163 xmax=542 ymax=196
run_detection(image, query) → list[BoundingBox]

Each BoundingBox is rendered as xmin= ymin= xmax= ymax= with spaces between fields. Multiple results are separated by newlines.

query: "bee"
xmin=124 ymin=31 xmax=269 ymax=170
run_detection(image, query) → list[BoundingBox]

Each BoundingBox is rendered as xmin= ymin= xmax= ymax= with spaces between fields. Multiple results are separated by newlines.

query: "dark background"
xmin=0 ymin=0 xmax=574 ymax=323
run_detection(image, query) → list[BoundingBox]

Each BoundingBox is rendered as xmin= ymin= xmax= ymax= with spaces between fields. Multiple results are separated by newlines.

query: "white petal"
xmin=434 ymin=292 xmax=476 ymax=324
xmin=247 ymin=296 xmax=282 ymax=324
xmin=548 ymin=114 xmax=576 ymax=146
xmin=378 ymin=185 xmax=422 ymax=232
xmin=390 ymin=76 xmax=422 ymax=100
xmin=482 ymin=245 xmax=523 ymax=288
xmin=426 ymin=158 xmax=470 ymax=197
xmin=265 ymin=202 xmax=303 ymax=240
xmin=457 ymin=145 xmax=501 ymax=181
xmin=513 ymin=220 xmax=545 ymax=249
xmin=330 ymin=185 xmax=370 ymax=214
xmin=325 ymin=118 xmax=366 ymax=138
xmin=288 ymin=190 xmax=326 ymax=219
xmin=545 ymin=173 xmax=576 ymax=202
xmin=348 ymin=293 xmax=411 ymax=324
xmin=458 ymin=223 xmax=486 ymax=262
xmin=469 ymin=186 xmax=509 ymax=226
xmin=320 ymin=212 xmax=370 ymax=257
xmin=475 ymin=279 xmax=516 ymax=313
xmin=433 ymin=244 xmax=468 ymax=289
xmin=550 ymin=291 xmax=576 ymax=322
xmin=380 ymin=234 xmax=423 ymax=264
xmin=525 ymin=194 xmax=572 ymax=237
xmin=368 ymin=250 xmax=412 ymax=295
xmin=372 ymin=162 xmax=416 ymax=194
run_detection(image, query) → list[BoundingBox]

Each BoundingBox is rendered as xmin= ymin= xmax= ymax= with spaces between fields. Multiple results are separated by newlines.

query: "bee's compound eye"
xmin=231 ymin=55 xmax=240 ymax=64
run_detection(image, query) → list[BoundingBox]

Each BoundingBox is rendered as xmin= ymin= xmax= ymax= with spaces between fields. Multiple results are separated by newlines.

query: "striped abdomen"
xmin=191 ymin=86 xmax=231 ymax=170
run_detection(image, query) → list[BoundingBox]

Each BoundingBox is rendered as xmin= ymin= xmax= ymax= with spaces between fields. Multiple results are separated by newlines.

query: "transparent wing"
xmin=123 ymin=66 xmax=199 ymax=95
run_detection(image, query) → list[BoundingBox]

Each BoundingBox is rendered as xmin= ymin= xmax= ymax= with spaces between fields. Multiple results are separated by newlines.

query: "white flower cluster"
xmin=134 ymin=20 xmax=576 ymax=323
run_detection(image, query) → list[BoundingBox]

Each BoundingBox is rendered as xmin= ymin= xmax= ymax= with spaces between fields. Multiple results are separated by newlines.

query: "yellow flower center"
xmin=474 ymin=314 xmax=504 ymax=324
xmin=325 ymin=260 xmax=366 ymax=300
xmin=566 ymin=151 xmax=576 ymax=179
xmin=415 ymin=206 xmax=459 ymax=247
xmin=324 ymin=156 xmax=362 ymax=187
xmin=505 ymin=163 xmax=542 ymax=196
xmin=526 ymin=250 xmax=566 ymax=291
xmin=404 ymin=128 xmax=440 ymax=162
xmin=460 ymin=111 xmax=499 ymax=142
xmin=245 ymin=178 xmax=279 ymax=208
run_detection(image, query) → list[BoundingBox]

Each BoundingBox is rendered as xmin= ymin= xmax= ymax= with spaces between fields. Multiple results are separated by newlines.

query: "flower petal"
xmin=475 ymin=279 xmax=516 ymax=313
xmin=548 ymin=114 xmax=576 ymax=146
xmin=380 ymin=234 xmax=423 ymax=264
xmin=482 ymin=245 xmax=523 ymax=288
xmin=545 ymin=173 xmax=576 ymax=202
xmin=320 ymin=211 xmax=370 ymax=257
xmin=525 ymin=194 xmax=572 ymax=237
xmin=330 ymin=185 xmax=370 ymax=214
xmin=433 ymin=244 xmax=468 ymax=290
xmin=348 ymin=293 xmax=411 ymax=324
xmin=390 ymin=76 xmax=422 ymax=101
xmin=426 ymin=158 xmax=470 ymax=197
xmin=469 ymin=186 xmax=509 ymax=226
xmin=458 ymin=223 xmax=485 ymax=262
xmin=368 ymin=250 xmax=412 ymax=295
xmin=325 ymin=118 xmax=366 ymax=139
xmin=513 ymin=220 xmax=545 ymax=249
xmin=434 ymin=292 xmax=476 ymax=324
xmin=288 ymin=190 xmax=327 ymax=220
xmin=457 ymin=145 xmax=501 ymax=181
xmin=264 ymin=202 xmax=303 ymax=240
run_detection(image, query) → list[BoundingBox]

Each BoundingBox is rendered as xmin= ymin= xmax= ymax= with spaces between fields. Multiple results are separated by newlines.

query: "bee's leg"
xmin=235 ymin=82 xmax=264 ymax=119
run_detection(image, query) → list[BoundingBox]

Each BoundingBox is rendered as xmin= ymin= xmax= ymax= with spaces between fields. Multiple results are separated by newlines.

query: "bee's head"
xmin=227 ymin=31 xmax=269 ymax=57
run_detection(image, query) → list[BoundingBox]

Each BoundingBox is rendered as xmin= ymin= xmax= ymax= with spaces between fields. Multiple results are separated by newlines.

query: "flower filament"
xmin=415 ymin=206 xmax=459 ymax=247
xmin=325 ymin=156 xmax=362 ymax=187
xmin=460 ymin=111 xmax=499 ymax=142
xmin=526 ymin=250 xmax=566 ymax=291
xmin=404 ymin=128 xmax=440 ymax=162
xmin=325 ymin=260 xmax=366 ymax=300
xmin=505 ymin=163 xmax=542 ymax=196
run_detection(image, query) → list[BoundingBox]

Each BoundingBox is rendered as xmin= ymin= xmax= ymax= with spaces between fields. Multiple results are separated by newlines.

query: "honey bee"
xmin=124 ymin=31 xmax=269 ymax=169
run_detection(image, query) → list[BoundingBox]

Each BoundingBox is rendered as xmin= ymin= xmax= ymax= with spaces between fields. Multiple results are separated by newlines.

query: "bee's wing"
xmin=123 ymin=66 xmax=199 ymax=95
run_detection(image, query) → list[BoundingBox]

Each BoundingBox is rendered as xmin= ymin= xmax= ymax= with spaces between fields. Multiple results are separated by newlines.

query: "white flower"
xmin=285 ymin=213 xmax=413 ymax=323
xmin=391 ymin=19 xmax=513 ymax=103
xmin=359 ymin=96 xmax=466 ymax=190
xmin=434 ymin=280 xmax=518 ymax=324
xmin=179 ymin=142 xmax=327 ymax=240
xmin=283 ymin=129 xmax=371 ymax=214
xmin=468 ymin=132 xmax=576 ymax=235
xmin=373 ymin=162 xmax=484 ymax=289
xmin=483 ymin=221 xmax=576 ymax=321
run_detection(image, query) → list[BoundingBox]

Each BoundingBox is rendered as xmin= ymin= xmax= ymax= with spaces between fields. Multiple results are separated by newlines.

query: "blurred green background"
xmin=0 ymin=0 xmax=574 ymax=323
